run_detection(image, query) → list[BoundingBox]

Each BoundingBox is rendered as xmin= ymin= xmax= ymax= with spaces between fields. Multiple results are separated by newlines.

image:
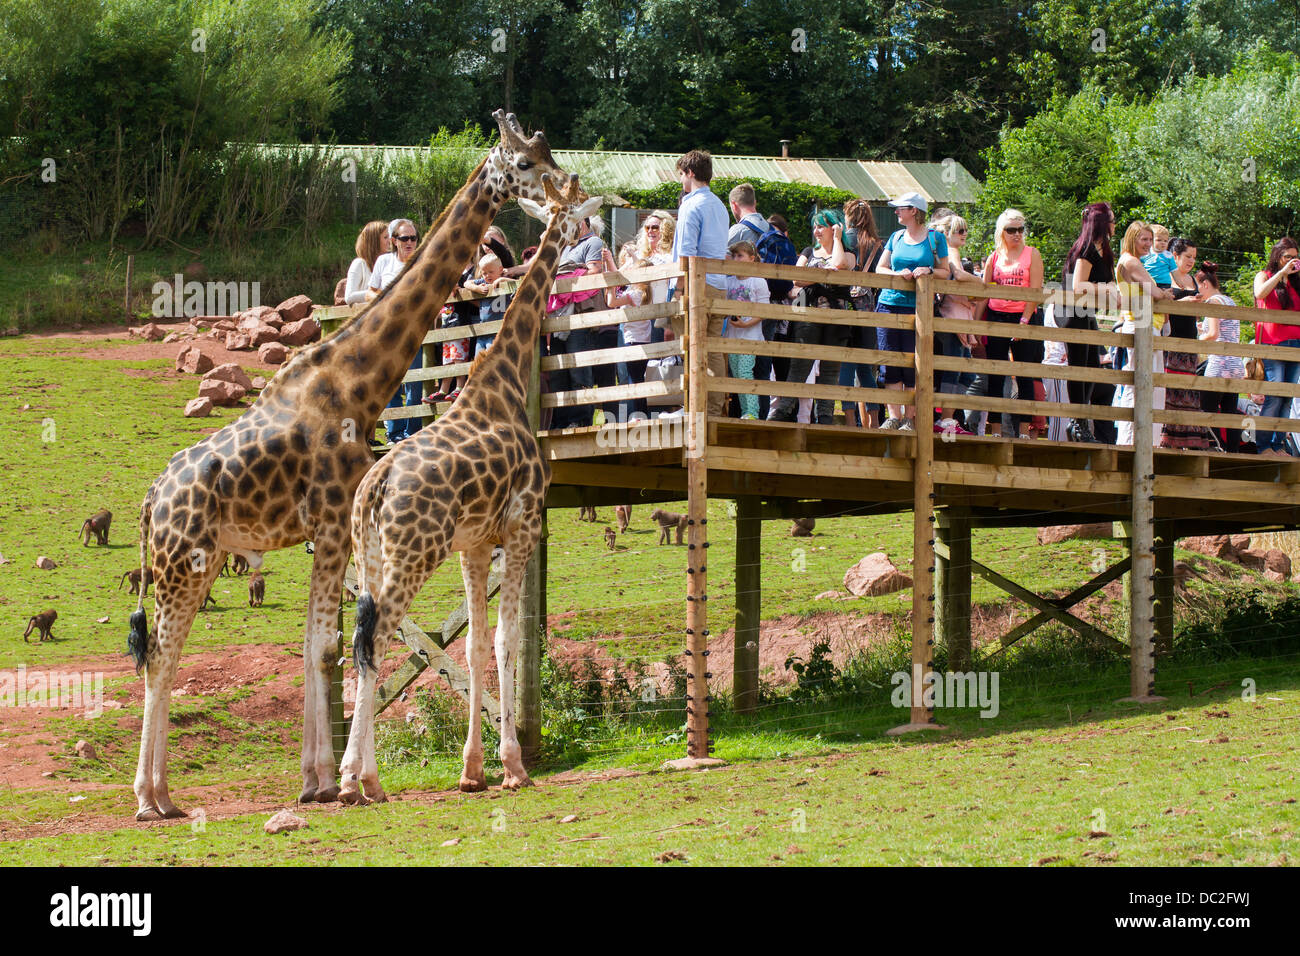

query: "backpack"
xmin=742 ymin=218 xmax=799 ymax=303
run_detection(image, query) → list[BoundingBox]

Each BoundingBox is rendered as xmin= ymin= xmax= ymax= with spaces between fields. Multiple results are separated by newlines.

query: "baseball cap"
xmin=888 ymin=192 xmax=928 ymax=214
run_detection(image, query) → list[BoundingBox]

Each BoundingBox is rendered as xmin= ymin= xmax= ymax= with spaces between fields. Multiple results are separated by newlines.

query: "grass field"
xmin=1 ymin=333 xmax=1297 ymax=866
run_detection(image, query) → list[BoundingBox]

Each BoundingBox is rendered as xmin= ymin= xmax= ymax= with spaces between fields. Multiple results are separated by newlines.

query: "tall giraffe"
xmin=124 ymin=112 xmax=568 ymax=821
xmin=339 ymin=176 xmax=602 ymax=804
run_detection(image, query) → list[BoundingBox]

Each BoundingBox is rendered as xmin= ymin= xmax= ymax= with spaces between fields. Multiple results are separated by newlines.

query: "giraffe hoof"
xmin=135 ymin=807 xmax=163 ymax=822
xmin=458 ymin=776 xmax=488 ymax=793
xmin=314 ymin=785 xmax=340 ymax=803
xmin=297 ymin=787 xmax=318 ymax=804
xmin=501 ymin=775 xmax=533 ymax=791
xmin=161 ymin=807 xmax=188 ymax=820
xmin=339 ymin=789 xmax=369 ymax=807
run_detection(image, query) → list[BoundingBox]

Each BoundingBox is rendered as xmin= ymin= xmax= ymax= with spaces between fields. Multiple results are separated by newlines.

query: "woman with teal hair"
xmin=767 ymin=207 xmax=856 ymax=424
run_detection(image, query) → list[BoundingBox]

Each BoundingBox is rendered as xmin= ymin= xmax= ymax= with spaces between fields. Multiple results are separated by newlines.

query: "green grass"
xmin=3 ymin=661 xmax=1294 ymax=865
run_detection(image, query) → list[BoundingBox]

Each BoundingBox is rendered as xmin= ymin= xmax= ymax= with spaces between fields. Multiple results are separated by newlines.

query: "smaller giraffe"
xmin=339 ymin=176 xmax=602 ymax=804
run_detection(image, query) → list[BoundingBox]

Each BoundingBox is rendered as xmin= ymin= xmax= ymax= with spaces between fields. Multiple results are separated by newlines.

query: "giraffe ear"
xmin=518 ymin=198 xmax=547 ymax=222
xmin=576 ymin=196 xmax=603 ymax=220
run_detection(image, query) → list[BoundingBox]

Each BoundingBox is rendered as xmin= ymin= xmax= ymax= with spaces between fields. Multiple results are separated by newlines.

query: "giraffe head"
xmin=518 ymin=174 xmax=604 ymax=248
xmin=486 ymin=110 xmax=567 ymax=204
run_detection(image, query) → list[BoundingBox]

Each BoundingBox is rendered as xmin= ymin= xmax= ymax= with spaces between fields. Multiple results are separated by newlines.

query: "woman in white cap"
xmin=874 ymin=192 xmax=950 ymax=430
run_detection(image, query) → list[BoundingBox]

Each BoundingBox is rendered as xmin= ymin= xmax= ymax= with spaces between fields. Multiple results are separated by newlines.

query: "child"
xmin=723 ymin=241 xmax=770 ymax=419
xmin=1141 ymin=225 xmax=1177 ymax=287
xmin=468 ymin=252 xmax=510 ymax=357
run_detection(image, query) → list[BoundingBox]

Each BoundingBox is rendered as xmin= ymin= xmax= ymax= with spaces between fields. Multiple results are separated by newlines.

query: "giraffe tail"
xmin=125 ymin=492 xmax=153 ymax=674
xmin=352 ymin=592 xmax=378 ymax=677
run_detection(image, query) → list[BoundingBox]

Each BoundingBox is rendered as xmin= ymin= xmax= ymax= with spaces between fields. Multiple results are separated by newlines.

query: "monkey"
xmin=78 ymin=508 xmax=112 ymax=547
xmin=615 ymin=505 xmax=631 ymax=534
xmin=23 ymin=610 xmax=57 ymax=643
xmin=221 ymin=554 xmax=250 ymax=576
xmin=199 ymin=590 xmax=217 ymax=611
xmin=118 ymin=567 xmax=154 ymax=596
xmin=578 ymin=505 xmax=597 ymax=522
xmin=790 ymin=517 xmax=816 ymax=537
xmin=248 ymin=572 xmax=265 ymax=607
xmin=650 ymin=509 xmax=688 ymax=546
xmin=604 ymin=526 xmax=617 ymax=551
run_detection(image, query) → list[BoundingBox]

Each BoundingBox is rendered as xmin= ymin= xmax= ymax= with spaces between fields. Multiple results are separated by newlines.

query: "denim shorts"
xmin=875 ymin=302 xmax=917 ymax=386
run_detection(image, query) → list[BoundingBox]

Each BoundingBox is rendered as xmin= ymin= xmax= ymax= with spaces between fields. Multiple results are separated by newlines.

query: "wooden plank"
xmin=1153 ymin=408 xmax=1298 ymax=432
xmin=910 ymin=275 xmax=937 ymax=726
xmin=988 ymin=556 xmax=1131 ymax=655
xmin=933 ymin=459 xmax=1131 ymax=495
xmin=707 ymin=446 xmax=915 ymax=483
xmin=1154 ymin=520 xmax=1175 ymax=658
xmin=934 ymin=354 xmax=1131 ymax=386
xmin=704 ymin=298 xmax=914 ymax=330
xmin=932 ymin=316 xmax=1133 ymax=349
xmin=709 ymin=375 xmax=911 ymax=405
xmin=541 ymin=339 xmax=680 ymax=372
xmin=734 ymin=496 xmax=760 ymax=714
xmin=1151 ymin=374 xmax=1300 ymax=400
xmin=542 ymin=378 xmax=679 ymax=409
xmin=375 ymin=653 xmax=429 ymax=713
xmin=1129 ymin=315 xmax=1158 ymax=699
xmin=936 ymin=507 xmax=972 ymax=671
xmin=706 ymin=336 xmax=910 ymax=368
xmin=954 ymin=393 xmax=1136 ymax=423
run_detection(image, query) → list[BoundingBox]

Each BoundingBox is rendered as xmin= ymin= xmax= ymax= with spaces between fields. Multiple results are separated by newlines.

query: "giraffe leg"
xmin=300 ymin=531 xmax=351 ymax=803
xmin=134 ymin=554 xmax=221 ymax=821
xmin=496 ymin=531 xmax=536 ymax=790
xmin=459 ymin=544 xmax=494 ymax=793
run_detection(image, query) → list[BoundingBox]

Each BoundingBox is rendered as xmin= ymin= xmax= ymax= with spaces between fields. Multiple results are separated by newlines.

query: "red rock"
xmin=1173 ymin=560 xmax=1199 ymax=587
xmin=1264 ymin=549 xmax=1292 ymax=578
xmin=250 ymin=376 xmax=268 ymax=390
xmin=175 ymin=346 xmax=213 ymax=375
xmin=276 ymin=295 xmax=313 ymax=322
xmin=162 ymin=332 xmax=180 ymax=344
xmin=249 ymin=324 xmax=280 ymax=347
xmin=257 ymin=342 xmax=289 ymax=365
xmin=279 ymin=317 xmax=321 ymax=346
xmin=843 ymin=552 xmax=913 ymax=597
xmin=1230 ymin=534 xmax=1252 ymax=552
xmin=184 ymin=397 xmax=213 ymax=417
xmin=263 ymin=313 xmax=285 ymax=330
xmin=333 ymin=278 xmax=347 ymax=306
xmin=198 ymin=379 xmax=246 ymax=406
xmin=264 ymin=810 xmax=308 ymax=835
xmin=1236 ymin=549 xmax=1267 ymax=571
xmin=1181 ymin=535 xmax=1236 ymax=560
xmin=1037 ymin=523 xmax=1114 ymax=545
xmin=212 ymin=319 xmax=237 ymax=332
xmin=224 ymin=331 xmax=252 ymax=351
xmin=203 ymin=363 xmax=254 ymax=390
xmin=237 ymin=305 xmax=279 ymax=330
xmin=131 ymin=322 xmax=166 ymax=341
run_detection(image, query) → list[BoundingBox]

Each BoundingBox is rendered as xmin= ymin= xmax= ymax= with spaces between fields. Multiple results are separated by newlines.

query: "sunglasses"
xmin=645 ymin=225 xmax=660 ymax=231
xmin=1004 ymin=226 xmax=1025 ymax=234
xmin=955 ymin=228 xmax=968 ymax=234
xmin=395 ymin=234 xmax=418 ymax=243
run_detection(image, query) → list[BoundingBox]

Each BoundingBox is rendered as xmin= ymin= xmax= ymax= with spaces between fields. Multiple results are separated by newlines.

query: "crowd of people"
xmin=339 ymin=149 xmax=1300 ymax=456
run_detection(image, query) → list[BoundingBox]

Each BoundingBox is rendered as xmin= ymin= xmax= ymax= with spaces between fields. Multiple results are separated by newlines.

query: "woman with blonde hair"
xmin=344 ymin=220 xmax=390 ymax=305
xmin=974 ymin=209 xmax=1044 ymax=438
xmin=1111 ymin=221 xmax=1175 ymax=446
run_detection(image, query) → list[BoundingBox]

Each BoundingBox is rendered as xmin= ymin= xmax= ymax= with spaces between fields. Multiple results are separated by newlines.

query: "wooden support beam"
xmin=1153 ymin=519 xmax=1176 ymax=660
xmin=1125 ymin=318 xmax=1164 ymax=702
xmin=890 ymin=275 xmax=943 ymax=735
xmin=935 ymin=507 xmax=972 ymax=671
xmin=984 ymin=556 xmax=1132 ymax=657
xmin=734 ymin=495 xmax=761 ymax=714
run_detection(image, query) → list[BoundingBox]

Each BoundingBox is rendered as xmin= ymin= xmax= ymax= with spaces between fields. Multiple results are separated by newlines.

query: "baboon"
xmin=615 ymin=505 xmax=631 ymax=534
xmin=650 ymin=508 xmax=688 ymax=545
xmin=790 ymin=517 xmax=816 ymax=537
xmin=248 ymin=572 xmax=265 ymax=607
xmin=119 ymin=567 xmax=154 ymax=596
xmin=23 ymin=610 xmax=57 ymax=643
xmin=199 ymin=591 xmax=217 ymax=611
xmin=79 ymin=509 xmax=112 ymax=547
xmin=604 ymin=527 xmax=617 ymax=550
xmin=221 ymin=554 xmax=249 ymax=576
xmin=578 ymin=505 xmax=597 ymax=522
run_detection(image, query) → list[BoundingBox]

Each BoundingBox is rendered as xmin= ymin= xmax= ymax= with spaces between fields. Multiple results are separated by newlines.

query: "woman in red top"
xmin=1253 ymin=237 xmax=1300 ymax=454
xmin=974 ymin=208 xmax=1044 ymax=438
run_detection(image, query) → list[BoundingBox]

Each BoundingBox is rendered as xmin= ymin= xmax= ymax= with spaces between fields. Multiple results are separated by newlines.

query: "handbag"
xmin=644 ymin=356 xmax=684 ymax=407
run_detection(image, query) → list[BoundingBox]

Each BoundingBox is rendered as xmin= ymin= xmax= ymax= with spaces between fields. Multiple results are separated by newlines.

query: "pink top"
xmin=987 ymin=248 xmax=1036 ymax=313
xmin=1254 ymin=272 xmax=1300 ymax=344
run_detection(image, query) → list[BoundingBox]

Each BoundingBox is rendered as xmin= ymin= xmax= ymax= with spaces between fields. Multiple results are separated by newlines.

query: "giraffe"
xmin=339 ymin=175 xmax=603 ymax=804
xmin=123 ymin=111 xmax=568 ymax=822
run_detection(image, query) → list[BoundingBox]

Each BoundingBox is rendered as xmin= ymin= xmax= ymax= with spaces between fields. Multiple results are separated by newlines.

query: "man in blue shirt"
xmin=670 ymin=150 xmax=730 ymax=415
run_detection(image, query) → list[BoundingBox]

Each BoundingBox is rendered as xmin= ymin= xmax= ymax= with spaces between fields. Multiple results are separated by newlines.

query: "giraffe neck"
xmin=325 ymin=155 xmax=506 ymax=414
xmin=465 ymin=217 xmax=567 ymax=409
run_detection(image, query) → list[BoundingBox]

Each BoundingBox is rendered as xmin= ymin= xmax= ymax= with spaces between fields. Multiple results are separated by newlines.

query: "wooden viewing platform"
xmin=317 ymin=255 xmax=1300 ymax=760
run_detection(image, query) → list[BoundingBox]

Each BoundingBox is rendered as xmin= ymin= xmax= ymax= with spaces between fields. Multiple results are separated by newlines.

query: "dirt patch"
xmin=29 ymin=321 xmax=280 ymax=371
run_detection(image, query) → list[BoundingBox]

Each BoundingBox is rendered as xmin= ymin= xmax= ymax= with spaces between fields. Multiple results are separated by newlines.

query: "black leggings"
xmin=984 ymin=307 xmax=1044 ymax=410
xmin=1201 ymin=380 xmax=1241 ymax=453
xmin=1059 ymin=311 xmax=1100 ymax=406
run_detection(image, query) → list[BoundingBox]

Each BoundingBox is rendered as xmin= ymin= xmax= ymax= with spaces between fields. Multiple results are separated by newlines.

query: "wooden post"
xmin=1123 ymin=308 xmax=1164 ymax=702
xmin=1153 ymin=518 xmax=1175 ymax=659
xmin=935 ymin=506 xmax=972 ymax=671
xmin=124 ymin=255 xmax=134 ymax=322
xmin=889 ymin=275 xmax=944 ymax=734
xmin=422 ymin=340 xmax=437 ymax=404
xmin=733 ymin=495 xmax=761 ymax=714
xmin=519 ymin=344 xmax=545 ymax=764
xmin=666 ymin=254 xmax=725 ymax=769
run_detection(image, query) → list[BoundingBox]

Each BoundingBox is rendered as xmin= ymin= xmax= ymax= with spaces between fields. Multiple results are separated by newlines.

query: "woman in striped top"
xmin=1196 ymin=262 xmax=1244 ymax=453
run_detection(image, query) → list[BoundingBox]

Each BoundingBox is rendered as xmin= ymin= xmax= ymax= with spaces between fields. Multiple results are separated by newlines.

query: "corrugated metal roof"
xmin=901 ymin=161 xmax=980 ymax=205
xmin=297 ymin=144 xmax=979 ymax=202
xmin=859 ymin=161 xmax=929 ymax=201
